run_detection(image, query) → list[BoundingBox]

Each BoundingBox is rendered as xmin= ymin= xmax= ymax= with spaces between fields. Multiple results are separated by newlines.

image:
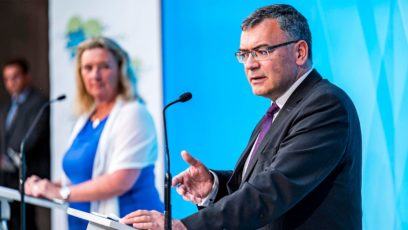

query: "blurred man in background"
xmin=0 ymin=58 xmax=50 ymax=230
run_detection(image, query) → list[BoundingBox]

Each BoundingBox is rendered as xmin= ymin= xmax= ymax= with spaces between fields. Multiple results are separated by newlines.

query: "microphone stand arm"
xmin=162 ymin=92 xmax=192 ymax=230
xmin=19 ymin=101 xmax=50 ymax=230
xmin=163 ymin=100 xmax=180 ymax=230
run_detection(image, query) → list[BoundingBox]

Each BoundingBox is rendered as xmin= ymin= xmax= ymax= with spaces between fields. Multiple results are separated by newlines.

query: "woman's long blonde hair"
xmin=74 ymin=37 xmax=139 ymax=114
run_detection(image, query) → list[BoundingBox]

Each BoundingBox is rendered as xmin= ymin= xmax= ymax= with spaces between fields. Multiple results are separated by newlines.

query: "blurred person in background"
xmin=25 ymin=37 xmax=163 ymax=229
xmin=0 ymin=58 xmax=50 ymax=230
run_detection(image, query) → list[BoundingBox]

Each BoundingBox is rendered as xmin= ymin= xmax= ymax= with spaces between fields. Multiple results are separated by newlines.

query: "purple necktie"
xmin=249 ymin=103 xmax=280 ymax=163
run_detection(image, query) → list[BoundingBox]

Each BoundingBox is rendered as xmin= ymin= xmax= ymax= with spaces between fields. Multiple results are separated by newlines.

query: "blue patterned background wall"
xmin=162 ymin=1 xmax=407 ymax=229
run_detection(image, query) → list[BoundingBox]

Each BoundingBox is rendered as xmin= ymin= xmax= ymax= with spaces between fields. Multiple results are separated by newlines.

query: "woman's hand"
xmin=25 ymin=175 xmax=42 ymax=196
xmin=25 ymin=175 xmax=62 ymax=200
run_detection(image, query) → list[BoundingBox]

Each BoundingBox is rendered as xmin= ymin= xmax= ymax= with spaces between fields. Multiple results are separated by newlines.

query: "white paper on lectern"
xmin=67 ymin=208 xmax=137 ymax=230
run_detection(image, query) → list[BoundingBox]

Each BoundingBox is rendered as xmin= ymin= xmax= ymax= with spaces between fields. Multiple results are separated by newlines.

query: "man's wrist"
xmin=199 ymin=170 xmax=219 ymax=206
xmin=204 ymin=170 xmax=214 ymax=195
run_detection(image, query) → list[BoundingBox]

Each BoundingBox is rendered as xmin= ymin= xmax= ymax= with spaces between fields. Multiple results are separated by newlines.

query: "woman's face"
xmin=80 ymin=48 xmax=120 ymax=103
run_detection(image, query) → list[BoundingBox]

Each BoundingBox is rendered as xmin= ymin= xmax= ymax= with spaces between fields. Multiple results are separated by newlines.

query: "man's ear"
xmin=295 ymin=40 xmax=309 ymax=65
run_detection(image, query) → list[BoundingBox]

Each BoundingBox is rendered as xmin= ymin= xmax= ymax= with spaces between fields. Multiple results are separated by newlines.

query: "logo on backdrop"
xmin=65 ymin=16 xmax=104 ymax=59
xmin=64 ymin=16 xmax=141 ymax=73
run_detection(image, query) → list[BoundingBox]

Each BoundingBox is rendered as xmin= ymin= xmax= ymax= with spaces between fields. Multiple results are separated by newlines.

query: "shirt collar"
xmin=274 ymin=67 xmax=314 ymax=109
xmin=13 ymin=87 xmax=30 ymax=104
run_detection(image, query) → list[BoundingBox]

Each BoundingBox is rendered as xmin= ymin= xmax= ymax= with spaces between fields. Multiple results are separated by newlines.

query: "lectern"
xmin=0 ymin=186 xmax=135 ymax=230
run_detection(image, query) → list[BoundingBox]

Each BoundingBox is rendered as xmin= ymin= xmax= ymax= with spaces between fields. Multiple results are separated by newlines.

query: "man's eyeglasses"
xmin=235 ymin=40 xmax=299 ymax=64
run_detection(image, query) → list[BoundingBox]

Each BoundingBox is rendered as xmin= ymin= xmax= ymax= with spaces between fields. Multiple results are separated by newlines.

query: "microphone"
xmin=163 ymin=92 xmax=192 ymax=230
xmin=55 ymin=94 xmax=67 ymax=101
xmin=178 ymin=92 xmax=192 ymax=102
xmin=19 ymin=94 xmax=66 ymax=230
xmin=164 ymin=92 xmax=192 ymax=110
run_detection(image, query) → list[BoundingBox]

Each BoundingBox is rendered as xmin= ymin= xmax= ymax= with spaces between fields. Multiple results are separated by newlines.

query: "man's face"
xmin=2 ymin=64 xmax=30 ymax=97
xmin=239 ymin=19 xmax=300 ymax=101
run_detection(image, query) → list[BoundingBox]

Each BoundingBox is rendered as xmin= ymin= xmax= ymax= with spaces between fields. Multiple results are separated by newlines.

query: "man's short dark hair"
xmin=2 ymin=58 xmax=30 ymax=74
xmin=242 ymin=4 xmax=312 ymax=60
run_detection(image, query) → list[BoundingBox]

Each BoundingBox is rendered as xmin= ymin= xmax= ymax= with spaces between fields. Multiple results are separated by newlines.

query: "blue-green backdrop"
xmin=161 ymin=1 xmax=408 ymax=229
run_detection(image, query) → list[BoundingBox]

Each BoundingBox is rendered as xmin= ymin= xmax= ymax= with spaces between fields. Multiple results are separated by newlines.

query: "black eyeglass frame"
xmin=235 ymin=40 xmax=300 ymax=63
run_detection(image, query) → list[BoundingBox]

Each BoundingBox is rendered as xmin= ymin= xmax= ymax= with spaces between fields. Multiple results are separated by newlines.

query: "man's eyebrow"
xmin=238 ymin=44 xmax=270 ymax=51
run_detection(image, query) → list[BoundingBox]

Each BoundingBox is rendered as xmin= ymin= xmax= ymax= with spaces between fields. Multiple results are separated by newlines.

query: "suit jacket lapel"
xmin=280 ymin=69 xmax=322 ymax=111
xmin=226 ymin=118 xmax=264 ymax=191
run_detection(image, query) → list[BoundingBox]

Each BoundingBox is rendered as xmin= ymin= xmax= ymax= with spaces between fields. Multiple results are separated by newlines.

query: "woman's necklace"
xmin=91 ymin=111 xmax=104 ymax=128
xmin=92 ymin=118 xmax=100 ymax=128
xmin=92 ymin=102 xmax=114 ymax=128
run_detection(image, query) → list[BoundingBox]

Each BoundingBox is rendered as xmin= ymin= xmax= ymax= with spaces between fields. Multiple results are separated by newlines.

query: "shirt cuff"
xmin=198 ymin=170 xmax=219 ymax=207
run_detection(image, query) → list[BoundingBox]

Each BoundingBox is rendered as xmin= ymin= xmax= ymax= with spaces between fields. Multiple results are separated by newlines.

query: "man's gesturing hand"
xmin=171 ymin=150 xmax=214 ymax=204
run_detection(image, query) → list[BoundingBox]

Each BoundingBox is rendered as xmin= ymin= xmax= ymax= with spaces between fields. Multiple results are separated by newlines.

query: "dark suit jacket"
xmin=182 ymin=70 xmax=362 ymax=229
xmin=0 ymin=88 xmax=50 ymax=188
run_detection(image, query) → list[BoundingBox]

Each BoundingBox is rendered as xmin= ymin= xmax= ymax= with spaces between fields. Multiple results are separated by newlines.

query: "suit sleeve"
xmin=212 ymin=170 xmax=233 ymax=203
xmin=181 ymin=92 xmax=352 ymax=229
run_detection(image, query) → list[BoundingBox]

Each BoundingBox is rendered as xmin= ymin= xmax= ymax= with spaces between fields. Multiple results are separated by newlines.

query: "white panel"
xmin=49 ymin=1 xmax=163 ymax=229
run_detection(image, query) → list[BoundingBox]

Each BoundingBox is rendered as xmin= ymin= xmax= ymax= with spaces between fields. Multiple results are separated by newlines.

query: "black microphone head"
xmin=56 ymin=94 xmax=67 ymax=101
xmin=179 ymin=92 xmax=192 ymax=102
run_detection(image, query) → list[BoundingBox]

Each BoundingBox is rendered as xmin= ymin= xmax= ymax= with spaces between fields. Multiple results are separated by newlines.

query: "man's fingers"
xmin=176 ymin=185 xmax=193 ymax=202
xmin=176 ymin=187 xmax=203 ymax=204
xmin=191 ymin=196 xmax=203 ymax=204
xmin=120 ymin=210 xmax=163 ymax=230
xmin=176 ymin=185 xmax=187 ymax=196
xmin=172 ymin=174 xmax=184 ymax=187
xmin=181 ymin=150 xmax=201 ymax=167
xmin=176 ymin=184 xmax=199 ymax=197
xmin=123 ymin=209 xmax=150 ymax=219
xmin=172 ymin=150 xmax=203 ymax=186
xmin=133 ymin=222 xmax=156 ymax=230
xmin=182 ymin=192 xmax=201 ymax=204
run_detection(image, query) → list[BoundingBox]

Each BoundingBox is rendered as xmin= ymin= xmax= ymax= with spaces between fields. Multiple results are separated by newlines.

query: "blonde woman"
xmin=26 ymin=37 xmax=163 ymax=229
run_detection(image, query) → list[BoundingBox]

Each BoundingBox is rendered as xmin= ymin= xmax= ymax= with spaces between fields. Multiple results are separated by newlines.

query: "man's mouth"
xmin=250 ymin=76 xmax=267 ymax=84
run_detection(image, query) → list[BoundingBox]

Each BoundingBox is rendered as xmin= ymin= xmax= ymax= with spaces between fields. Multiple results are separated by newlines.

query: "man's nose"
xmin=245 ymin=53 xmax=260 ymax=70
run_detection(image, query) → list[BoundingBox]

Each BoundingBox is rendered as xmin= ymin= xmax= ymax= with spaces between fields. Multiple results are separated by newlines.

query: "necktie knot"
xmin=266 ymin=103 xmax=279 ymax=118
xmin=12 ymin=96 xmax=22 ymax=106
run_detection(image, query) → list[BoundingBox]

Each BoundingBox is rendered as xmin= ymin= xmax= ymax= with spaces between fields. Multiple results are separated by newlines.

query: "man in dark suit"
xmin=0 ymin=58 xmax=50 ymax=230
xmin=122 ymin=4 xmax=362 ymax=230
